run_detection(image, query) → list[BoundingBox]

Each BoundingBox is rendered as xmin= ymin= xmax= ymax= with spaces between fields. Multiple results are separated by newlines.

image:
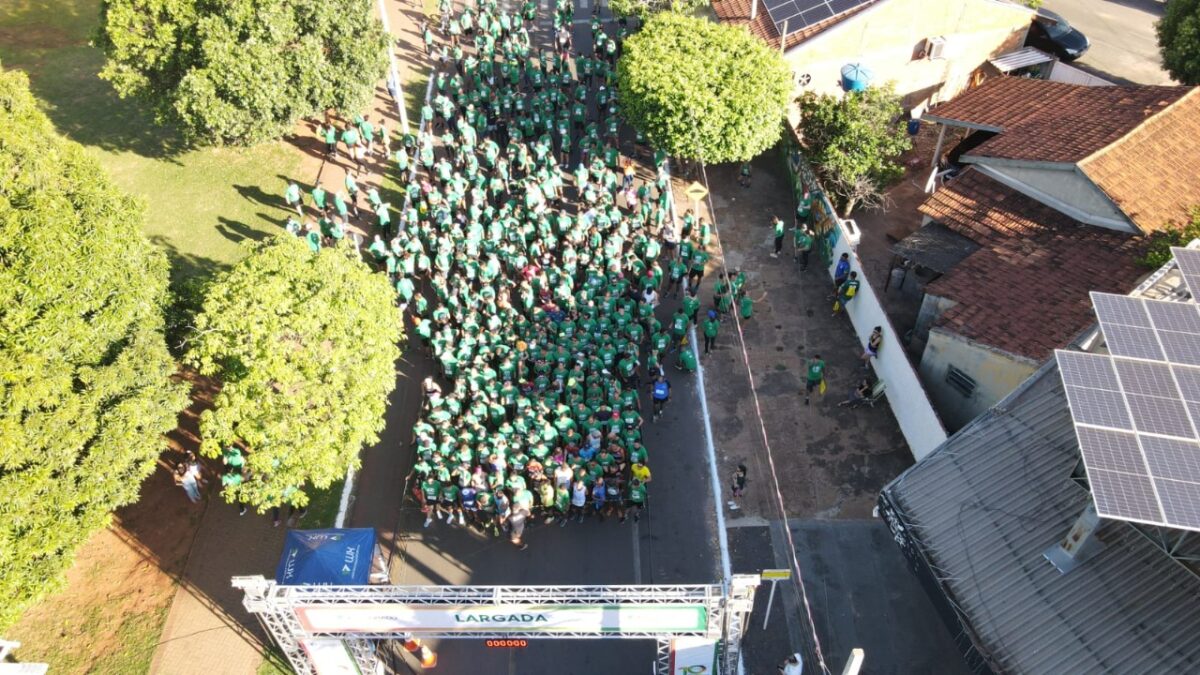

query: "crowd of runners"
xmin=271 ymin=0 xmax=750 ymax=549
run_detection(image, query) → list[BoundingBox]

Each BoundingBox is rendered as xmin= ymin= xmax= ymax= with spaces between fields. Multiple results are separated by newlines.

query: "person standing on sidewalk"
xmin=793 ymin=224 xmax=813 ymax=270
xmin=702 ymin=310 xmax=720 ymax=355
xmin=832 ymin=271 xmax=860 ymax=315
xmin=804 ymin=354 xmax=826 ymax=405
xmin=770 ymin=216 xmax=785 ymax=258
xmin=728 ymin=463 xmax=747 ymax=511
xmin=832 ymin=253 xmax=851 ymax=294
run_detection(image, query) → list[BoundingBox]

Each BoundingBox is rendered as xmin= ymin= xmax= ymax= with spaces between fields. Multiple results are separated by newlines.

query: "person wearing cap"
xmin=703 ymin=310 xmax=720 ymax=356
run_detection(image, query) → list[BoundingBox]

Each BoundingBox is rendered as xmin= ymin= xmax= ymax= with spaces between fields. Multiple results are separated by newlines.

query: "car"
xmin=1026 ymin=8 xmax=1090 ymax=62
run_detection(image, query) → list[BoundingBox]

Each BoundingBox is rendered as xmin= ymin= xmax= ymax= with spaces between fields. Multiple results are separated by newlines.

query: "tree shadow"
xmin=147 ymin=234 xmax=227 ymax=286
xmin=216 ymin=217 xmax=269 ymax=245
xmin=16 ymin=47 xmax=190 ymax=162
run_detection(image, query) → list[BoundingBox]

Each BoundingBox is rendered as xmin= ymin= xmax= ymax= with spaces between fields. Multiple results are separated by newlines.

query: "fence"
xmin=782 ymin=137 xmax=948 ymax=460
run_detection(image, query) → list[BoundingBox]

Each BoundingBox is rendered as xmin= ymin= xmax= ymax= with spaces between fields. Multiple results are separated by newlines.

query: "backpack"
xmin=653 ymin=381 xmax=669 ymax=400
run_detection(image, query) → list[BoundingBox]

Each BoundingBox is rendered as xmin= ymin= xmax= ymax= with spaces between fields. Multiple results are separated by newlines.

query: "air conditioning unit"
xmin=925 ymin=36 xmax=946 ymax=60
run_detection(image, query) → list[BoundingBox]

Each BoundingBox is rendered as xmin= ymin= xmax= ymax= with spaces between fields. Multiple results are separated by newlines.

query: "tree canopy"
xmin=1156 ymin=0 xmax=1200 ymax=85
xmin=0 ymin=64 xmax=188 ymax=630
xmin=617 ymin=12 xmax=792 ymax=164
xmin=608 ymin=0 xmax=706 ymax=20
xmin=186 ymin=237 xmax=402 ymax=510
xmin=96 ymin=0 xmax=389 ymax=145
xmin=797 ymin=86 xmax=912 ymax=215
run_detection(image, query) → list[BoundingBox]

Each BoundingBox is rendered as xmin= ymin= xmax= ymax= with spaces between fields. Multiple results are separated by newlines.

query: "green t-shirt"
xmin=628 ymin=484 xmax=647 ymax=504
xmin=421 ymin=480 xmax=442 ymax=501
xmin=806 ymin=359 xmax=826 ymax=383
xmin=703 ymin=318 xmax=719 ymax=339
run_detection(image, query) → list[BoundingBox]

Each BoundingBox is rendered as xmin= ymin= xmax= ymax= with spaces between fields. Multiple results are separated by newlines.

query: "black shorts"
xmin=806 ymin=379 xmax=821 ymax=393
xmin=439 ymin=499 xmax=456 ymax=508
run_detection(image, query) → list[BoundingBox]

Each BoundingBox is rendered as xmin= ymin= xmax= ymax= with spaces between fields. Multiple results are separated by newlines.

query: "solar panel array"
xmin=1057 ymin=248 xmax=1200 ymax=531
xmin=762 ymin=0 xmax=871 ymax=40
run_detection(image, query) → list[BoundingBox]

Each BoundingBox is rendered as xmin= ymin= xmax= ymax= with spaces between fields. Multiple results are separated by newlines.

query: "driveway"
xmin=1041 ymin=0 xmax=1175 ymax=85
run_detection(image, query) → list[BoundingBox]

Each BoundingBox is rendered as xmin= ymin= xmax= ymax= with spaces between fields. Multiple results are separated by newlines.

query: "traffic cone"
xmin=403 ymin=638 xmax=438 ymax=668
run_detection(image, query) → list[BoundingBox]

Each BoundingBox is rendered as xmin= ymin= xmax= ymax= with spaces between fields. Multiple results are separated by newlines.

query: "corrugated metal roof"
xmin=988 ymin=47 xmax=1055 ymax=73
xmin=883 ymin=363 xmax=1200 ymax=674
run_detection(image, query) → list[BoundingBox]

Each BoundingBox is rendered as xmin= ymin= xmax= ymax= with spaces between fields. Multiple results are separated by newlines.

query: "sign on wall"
xmin=669 ymin=637 xmax=719 ymax=674
xmin=295 ymin=604 xmax=709 ymax=635
xmin=300 ymin=638 xmax=360 ymax=675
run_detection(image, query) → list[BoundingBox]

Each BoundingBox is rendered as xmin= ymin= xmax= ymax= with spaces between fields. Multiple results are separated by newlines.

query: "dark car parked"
xmin=1027 ymin=8 xmax=1090 ymax=62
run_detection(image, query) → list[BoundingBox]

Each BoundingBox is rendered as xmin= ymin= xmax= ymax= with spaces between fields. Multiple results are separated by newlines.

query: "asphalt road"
xmin=1041 ymin=0 xmax=1174 ymax=85
xmin=346 ymin=6 xmax=724 ymax=675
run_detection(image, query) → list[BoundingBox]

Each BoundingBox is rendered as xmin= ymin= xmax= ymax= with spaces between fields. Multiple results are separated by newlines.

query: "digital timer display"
xmin=485 ymin=639 xmax=528 ymax=648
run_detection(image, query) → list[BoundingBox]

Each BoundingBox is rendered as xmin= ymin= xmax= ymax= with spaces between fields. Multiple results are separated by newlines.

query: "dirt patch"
xmin=0 ymin=25 xmax=78 ymax=50
xmin=5 ymin=373 xmax=217 ymax=674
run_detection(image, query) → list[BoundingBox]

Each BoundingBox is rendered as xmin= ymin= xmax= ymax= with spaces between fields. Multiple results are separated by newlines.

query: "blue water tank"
xmin=840 ymin=63 xmax=873 ymax=93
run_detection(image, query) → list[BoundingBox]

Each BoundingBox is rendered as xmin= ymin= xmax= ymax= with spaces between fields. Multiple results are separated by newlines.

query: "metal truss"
xmin=655 ymin=638 xmax=672 ymax=675
xmin=234 ymin=575 xmax=760 ymax=674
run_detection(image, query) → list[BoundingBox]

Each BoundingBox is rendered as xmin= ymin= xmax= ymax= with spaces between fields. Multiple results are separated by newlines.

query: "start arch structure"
xmin=233 ymin=575 xmax=760 ymax=675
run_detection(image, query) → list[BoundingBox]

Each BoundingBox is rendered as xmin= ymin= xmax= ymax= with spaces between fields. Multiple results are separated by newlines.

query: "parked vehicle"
xmin=1026 ymin=8 xmax=1090 ymax=62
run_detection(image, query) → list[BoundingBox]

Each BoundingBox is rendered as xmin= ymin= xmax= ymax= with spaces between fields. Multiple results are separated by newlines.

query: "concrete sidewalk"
xmin=148 ymin=0 xmax=431 ymax=673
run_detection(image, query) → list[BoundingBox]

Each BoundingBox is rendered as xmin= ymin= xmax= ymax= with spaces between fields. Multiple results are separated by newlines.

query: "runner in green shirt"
xmin=804 ymin=355 xmax=826 ymax=406
xmin=702 ymin=311 xmax=720 ymax=356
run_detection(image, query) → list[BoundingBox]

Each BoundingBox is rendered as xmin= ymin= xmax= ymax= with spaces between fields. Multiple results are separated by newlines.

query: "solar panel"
xmin=1102 ymin=323 xmax=1165 ymax=361
xmin=1171 ymin=246 xmax=1200 ymax=298
xmin=1112 ymin=358 xmax=1177 ymax=398
xmin=763 ymin=0 xmax=872 ymax=39
xmin=1092 ymin=292 xmax=1151 ymax=328
xmin=1055 ymin=253 xmax=1200 ymax=531
xmin=1058 ymin=351 xmax=1121 ymax=391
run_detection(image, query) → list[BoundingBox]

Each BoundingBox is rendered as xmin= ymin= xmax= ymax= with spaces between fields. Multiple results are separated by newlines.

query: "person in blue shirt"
xmin=591 ymin=478 xmax=607 ymax=521
xmin=832 ymin=253 xmax=851 ymax=296
xmin=650 ymin=373 xmax=671 ymax=421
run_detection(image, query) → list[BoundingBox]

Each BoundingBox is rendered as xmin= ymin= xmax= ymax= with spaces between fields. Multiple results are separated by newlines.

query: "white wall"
xmin=1048 ymin=61 xmax=1115 ymax=87
xmin=824 ymin=213 xmax=950 ymax=460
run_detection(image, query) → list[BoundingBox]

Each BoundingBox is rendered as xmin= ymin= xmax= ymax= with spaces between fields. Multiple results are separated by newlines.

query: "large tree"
xmin=797 ymin=86 xmax=912 ymax=216
xmin=186 ymin=237 xmax=402 ymax=511
xmin=96 ymin=0 xmax=389 ymax=145
xmin=608 ymin=0 xmax=706 ymax=20
xmin=1157 ymin=0 xmax=1200 ymax=85
xmin=617 ymin=12 xmax=791 ymax=164
xmin=0 ymin=65 xmax=188 ymax=630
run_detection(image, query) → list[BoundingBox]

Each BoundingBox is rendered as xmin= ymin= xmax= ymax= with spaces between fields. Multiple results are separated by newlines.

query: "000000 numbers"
xmin=485 ymin=639 xmax=528 ymax=648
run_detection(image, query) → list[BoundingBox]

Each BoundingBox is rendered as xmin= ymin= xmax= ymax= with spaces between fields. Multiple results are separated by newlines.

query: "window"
xmin=945 ymin=365 xmax=976 ymax=398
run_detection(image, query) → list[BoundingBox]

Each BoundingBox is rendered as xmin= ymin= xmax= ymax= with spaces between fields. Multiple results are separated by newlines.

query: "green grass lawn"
xmin=0 ymin=0 xmax=301 ymax=282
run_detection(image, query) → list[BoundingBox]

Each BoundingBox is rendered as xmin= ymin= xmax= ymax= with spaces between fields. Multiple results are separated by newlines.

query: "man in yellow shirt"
xmin=631 ymin=461 xmax=652 ymax=484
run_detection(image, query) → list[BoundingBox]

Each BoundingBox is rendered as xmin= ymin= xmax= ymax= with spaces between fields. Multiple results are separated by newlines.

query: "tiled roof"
xmin=920 ymin=168 xmax=1147 ymax=361
xmin=711 ymin=0 xmax=882 ymax=51
xmin=1080 ymin=89 xmax=1200 ymax=232
xmin=925 ymin=77 xmax=1191 ymax=164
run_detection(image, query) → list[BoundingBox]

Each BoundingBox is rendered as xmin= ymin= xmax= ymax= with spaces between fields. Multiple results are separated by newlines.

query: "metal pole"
xmin=761 ymin=579 xmax=778 ymax=630
xmin=924 ymin=124 xmax=946 ymax=193
xmin=840 ymin=648 xmax=865 ymax=675
xmin=750 ymin=0 xmax=758 ymax=22
xmin=780 ymin=19 xmax=788 ymax=55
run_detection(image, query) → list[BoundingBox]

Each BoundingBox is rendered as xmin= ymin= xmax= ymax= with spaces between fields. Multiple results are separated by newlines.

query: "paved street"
xmin=1042 ymin=0 xmax=1174 ymax=85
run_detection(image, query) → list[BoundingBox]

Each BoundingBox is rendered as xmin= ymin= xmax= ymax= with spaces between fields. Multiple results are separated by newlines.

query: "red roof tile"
xmin=919 ymin=168 xmax=1147 ymax=361
xmin=925 ymin=77 xmax=1190 ymax=164
xmin=711 ymin=0 xmax=882 ymax=51
xmin=1080 ymin=89 xmax=1200 ymax=233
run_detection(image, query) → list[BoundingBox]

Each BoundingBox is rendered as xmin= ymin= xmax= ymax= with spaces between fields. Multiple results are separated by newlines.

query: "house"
xmin=711 ymin=0 xmax=1033 ymax=111
xmin=902 ymin=77 xmax=1200 ymax=429
xmin=878 ymin=253 xmax=1200 ymax=673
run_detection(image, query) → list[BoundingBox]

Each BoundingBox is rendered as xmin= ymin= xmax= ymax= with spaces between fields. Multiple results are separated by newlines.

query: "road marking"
xmin=632 ymin=520 xmax=642 ymax=584
xmin=337 ymin=4 xmax=438 ymax=529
